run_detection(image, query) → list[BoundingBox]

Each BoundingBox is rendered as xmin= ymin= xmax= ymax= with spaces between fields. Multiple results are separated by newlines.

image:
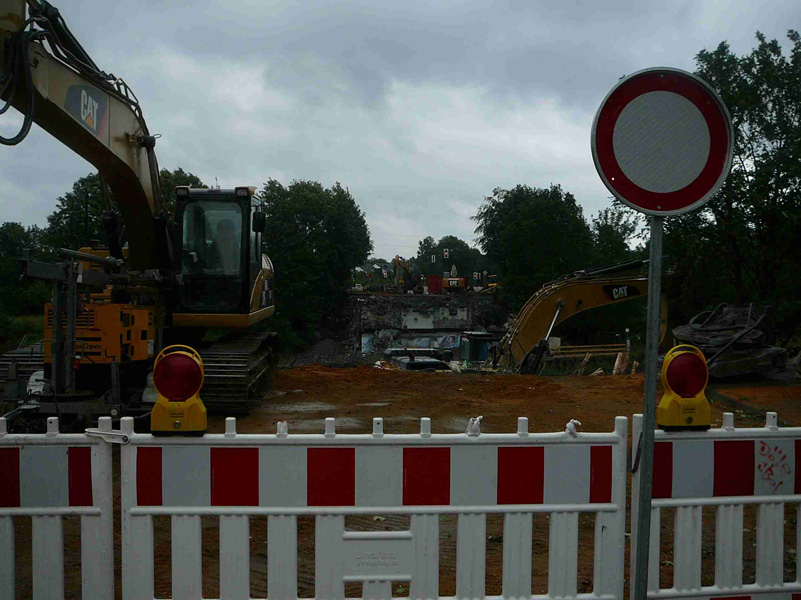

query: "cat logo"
xmin=80 ymin=90 xmax=99 ymax=130
xmin=65 ymin=85 xmax=108 ymax=138
xmin=602 ymin=284 xmax=642 ymax=301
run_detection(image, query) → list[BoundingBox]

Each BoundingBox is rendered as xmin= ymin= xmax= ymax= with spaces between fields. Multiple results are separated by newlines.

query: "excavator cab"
xmin=172 ymin=186 xmax=275 ymax=328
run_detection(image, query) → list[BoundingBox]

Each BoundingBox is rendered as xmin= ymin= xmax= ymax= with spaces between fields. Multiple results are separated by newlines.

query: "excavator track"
xmin=197 ymin=331 xmax=279 ymax=414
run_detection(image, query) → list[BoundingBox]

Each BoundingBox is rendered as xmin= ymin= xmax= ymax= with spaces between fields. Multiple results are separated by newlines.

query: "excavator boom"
xmin=500 ymin=261 xmax=667 ymax=372
xmin=0 ymin=0 xmax=162 ymax=270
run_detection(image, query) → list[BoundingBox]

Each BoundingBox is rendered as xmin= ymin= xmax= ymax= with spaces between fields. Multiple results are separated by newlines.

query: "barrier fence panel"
xmin=631 ymin=411 xmax=801 ymax=600
xmin=0 ymin=415 xmax=114 ymax=600
xmin=119 ymin=415 xmax=628 ymax=600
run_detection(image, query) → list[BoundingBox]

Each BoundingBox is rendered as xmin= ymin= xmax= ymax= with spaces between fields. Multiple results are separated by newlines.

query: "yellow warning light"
xmin=151 ymin=345 xmax=207 ymax=435
xmin=657 ymin=344 xmax=711 ymax=431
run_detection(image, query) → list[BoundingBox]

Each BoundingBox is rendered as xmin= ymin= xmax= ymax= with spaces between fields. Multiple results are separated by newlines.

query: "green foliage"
xmin=660 ymin=31 xmax=801 ymax=344
xmin=409 ymin=234 xmax=492 ymax=280
xmin=473 ymin=184 xmax=595 ymax=309
xmin=258 ymin=179 xmax=373 ymax=348
xmin=592 ymin=202 xmax=639 ymax=265
xmin=0 ymin=222 xmax=50 ymax=316
xmin=42 ymin=168 xmax=205 ymax=251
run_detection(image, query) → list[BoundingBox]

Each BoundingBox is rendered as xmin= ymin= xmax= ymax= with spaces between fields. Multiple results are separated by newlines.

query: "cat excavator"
xmin=0 ymin=0 xmax=277 ymax=419
xmin=498 ymin=260 xmax=667 ymax=373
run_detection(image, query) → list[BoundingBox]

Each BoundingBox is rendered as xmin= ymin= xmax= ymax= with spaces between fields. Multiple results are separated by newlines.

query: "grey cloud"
xmin=2 ymin=0 xmax=800 ymax=260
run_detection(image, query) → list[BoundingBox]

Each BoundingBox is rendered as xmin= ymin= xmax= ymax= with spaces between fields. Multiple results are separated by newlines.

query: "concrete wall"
xmin=351 ymin=293 xmax=506 ymax=354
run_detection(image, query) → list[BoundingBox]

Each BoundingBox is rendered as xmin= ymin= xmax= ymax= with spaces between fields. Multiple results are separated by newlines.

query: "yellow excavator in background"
xmin=0 ymin=0 xmax=277 ymax=420
xmin=498 ymin=260 xmax=667 ymax=373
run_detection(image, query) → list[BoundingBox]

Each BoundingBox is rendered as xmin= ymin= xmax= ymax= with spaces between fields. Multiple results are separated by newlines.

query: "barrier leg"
xmin=502 ymin=512 xmax=532 ymax=600
xmin=715 ymin=504 xmax=743 ymax=587
xmin=0 ymin=516 xmax=13 ymax=600
xmin=269 ymin=515 xmax=298 ymax=600
xmin=221 ymin=515 xmax=250 ymax=600
xmin=456 ymin=513 xmax=486 ymax=600
xmin=32 ymin=514 xmax=64 ymax=600
xmin=172 ymin=515 xmax=203 ymax=600
xmin=410 ymin=513 xmax=439 ymax=600
xmin=548 ymin=512 xmax=578 ymax=598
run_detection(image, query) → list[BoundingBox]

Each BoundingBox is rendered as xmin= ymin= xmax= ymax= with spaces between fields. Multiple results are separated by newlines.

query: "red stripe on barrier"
xmin=497 ymin=446 xmax=543 ymax=504
xmin=68 ymin=447 xmax=93 ymax=506
xmin=652 ymin=441 xmax=673 ymax=499
xmin=211 ymin=448 xmax=259 ymax=506
xmin=590 ymin=446 xmax=613 ymax=503
xmin=796 ymin=441 xmax=801 ymax=494
xmin=136 ymin=447 xmax=163 ymax=506
xmin=0 ymin=448 xmax=20 ymax=507
xmin=403 ymin=447 xmax=450 ymax=506
xmin=307 ymin=448 xmax=355 ymax=506
xmin=714 ymin=440 xmax=754 ymax=496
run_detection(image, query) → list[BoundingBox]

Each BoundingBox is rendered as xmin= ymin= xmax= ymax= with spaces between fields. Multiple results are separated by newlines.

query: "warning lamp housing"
xmin=657 ymin=345 xmax=711 ymax=431
xmin=150 ymin=345 xmax=207 ymax=435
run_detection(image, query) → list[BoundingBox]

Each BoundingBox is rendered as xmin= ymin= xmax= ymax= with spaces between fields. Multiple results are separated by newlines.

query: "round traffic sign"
xmin=591 ymin=67 xmax=734 ymax=215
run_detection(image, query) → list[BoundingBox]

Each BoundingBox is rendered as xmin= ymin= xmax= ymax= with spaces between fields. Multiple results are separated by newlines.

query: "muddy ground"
xmin=12 ymin=366 xmax=800 ymax=599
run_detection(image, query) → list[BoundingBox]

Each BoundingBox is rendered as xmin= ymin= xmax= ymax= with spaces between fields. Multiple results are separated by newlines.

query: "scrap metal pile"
xmin=672 ymin=304 xmax=787 ymax=378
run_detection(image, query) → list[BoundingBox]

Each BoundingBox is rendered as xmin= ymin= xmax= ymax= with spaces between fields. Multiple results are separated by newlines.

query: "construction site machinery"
xmin=498 ymin=260 xmax=667 ymax=373
xmin=672 ymin=304 xmax=787 ymax=378
xmin=0 ymin=0 xmax=277 ymax=421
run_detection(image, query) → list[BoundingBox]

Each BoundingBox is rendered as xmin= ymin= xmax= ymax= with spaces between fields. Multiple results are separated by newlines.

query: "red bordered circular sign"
xmin=591 ymin=67 xmax=734 ymax=215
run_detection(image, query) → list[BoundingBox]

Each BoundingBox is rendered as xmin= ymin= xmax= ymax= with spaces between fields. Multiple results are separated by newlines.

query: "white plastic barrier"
xmin=119 ymin=415 xmax=628 ymax=600
xmin=0 ymin=415 xmax=114 ymax=600
xmin=631 ymin=411 xmax=801 ymax=600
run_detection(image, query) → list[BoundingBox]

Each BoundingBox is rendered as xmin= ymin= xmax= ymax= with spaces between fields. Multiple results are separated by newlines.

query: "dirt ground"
xmin=11 ymin=366 xmax=799 ymax=599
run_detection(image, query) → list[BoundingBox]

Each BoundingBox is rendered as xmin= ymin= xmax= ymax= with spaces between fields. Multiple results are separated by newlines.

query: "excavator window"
xmin=180 ymin=201 xmax=243 ymax=275
xmin=176 ymin=197 xmax=248 ymax=312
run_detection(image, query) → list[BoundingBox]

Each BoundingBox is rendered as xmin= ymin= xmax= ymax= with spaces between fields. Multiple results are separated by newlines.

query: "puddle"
xmin=357 ymin=402 xmax=390 ymax=407
xmin=259 ymin=402 xmax=335 ymax=413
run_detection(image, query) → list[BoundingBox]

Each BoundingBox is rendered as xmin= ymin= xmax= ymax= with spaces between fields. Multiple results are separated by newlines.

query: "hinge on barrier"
xmin=85 ymin=429 xmax=130 ymax=444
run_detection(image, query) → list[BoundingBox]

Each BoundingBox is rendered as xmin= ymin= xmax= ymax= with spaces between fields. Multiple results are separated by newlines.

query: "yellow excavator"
xmin=0 ymin=0 xmax=276 ymax=418
xmin=498 ymin=260 xmax=667 ymax=373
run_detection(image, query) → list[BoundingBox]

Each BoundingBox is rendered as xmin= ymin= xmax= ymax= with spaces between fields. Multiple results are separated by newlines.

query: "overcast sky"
xmin=1 ymin=0 xmax=798 ymax=259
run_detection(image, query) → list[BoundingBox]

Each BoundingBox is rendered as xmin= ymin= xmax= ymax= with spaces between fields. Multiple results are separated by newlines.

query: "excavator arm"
xmin=0 ymin=0 xmax=166 ymax=271
xmin=500 ymin=262 xmax=667 ymax=372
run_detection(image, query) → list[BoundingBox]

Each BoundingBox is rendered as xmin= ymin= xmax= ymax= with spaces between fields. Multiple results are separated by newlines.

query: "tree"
xmin=591 ymin=202 xmax=638 ymax=266
xmin=0 ymin=222 xmax=49 ymax=315
xmin=661 ymin=31 xmax=801 ymax=343
xmin=410 ymin=234 xmax=489 ymax=280
xmin=258 ymin=179 xmax=373 ymax=348
xmin=43 ymin=168 xmax=205 ymax=251
xmin=473 ymin=184 xmax=594 ymax=309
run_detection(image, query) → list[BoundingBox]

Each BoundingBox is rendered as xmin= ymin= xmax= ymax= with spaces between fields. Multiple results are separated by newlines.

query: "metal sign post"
xmin=591 ymin=67 xmax=734 ymax=600
xmin=633 ymin=215 xmax=663 ymax=600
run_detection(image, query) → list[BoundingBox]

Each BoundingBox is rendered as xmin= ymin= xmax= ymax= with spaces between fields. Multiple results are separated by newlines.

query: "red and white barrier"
xmin=0 ymin=416 xmax=114 ymax=600
xmin=120 ymin=415 xmax=628 ymax=600
xmin=631 ymin=412 xmax=801 ymax=600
